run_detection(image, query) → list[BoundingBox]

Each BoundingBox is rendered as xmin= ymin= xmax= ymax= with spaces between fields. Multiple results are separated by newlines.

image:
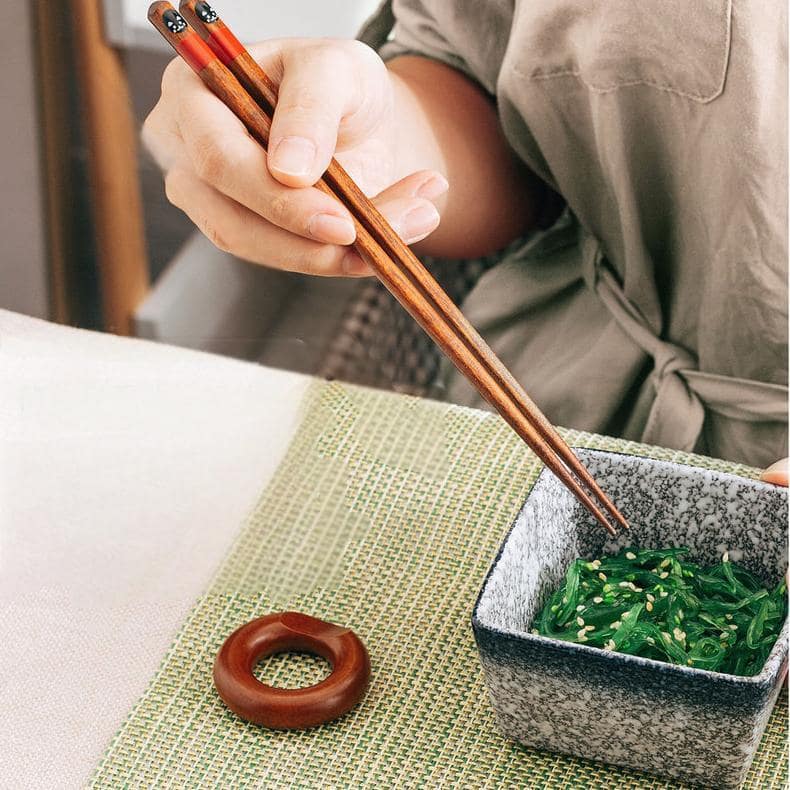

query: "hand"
xmin=760 ymin=458 xmax=788 ymax=486
xmin=143 ymin=39 xmax=447 ymax=276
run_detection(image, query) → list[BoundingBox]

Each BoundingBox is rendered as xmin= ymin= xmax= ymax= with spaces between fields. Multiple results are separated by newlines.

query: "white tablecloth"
xmin=0 ymin=310 xmax=311 ymax=788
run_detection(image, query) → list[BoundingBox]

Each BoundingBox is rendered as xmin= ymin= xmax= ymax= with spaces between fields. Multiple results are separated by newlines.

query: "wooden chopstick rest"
xmin=213 ymin=612 xmax=371 ymax=729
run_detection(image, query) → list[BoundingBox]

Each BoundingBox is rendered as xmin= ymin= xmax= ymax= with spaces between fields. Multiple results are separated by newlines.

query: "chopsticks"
xmin=147 ymin=1 xmax=629 ymax=536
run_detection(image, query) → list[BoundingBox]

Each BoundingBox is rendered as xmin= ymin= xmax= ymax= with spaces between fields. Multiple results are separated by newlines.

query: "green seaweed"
xmin=532 ymin=547 xmax=787 ymax=676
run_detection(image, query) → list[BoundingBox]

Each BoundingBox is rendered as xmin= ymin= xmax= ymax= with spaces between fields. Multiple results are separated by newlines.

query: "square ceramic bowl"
xmin=472 ymin=449 xmax=788 ymax=788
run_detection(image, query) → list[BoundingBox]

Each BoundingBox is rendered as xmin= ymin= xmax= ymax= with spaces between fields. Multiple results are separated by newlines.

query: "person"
xmin=143 ymin=0 xmax=788 ymax=481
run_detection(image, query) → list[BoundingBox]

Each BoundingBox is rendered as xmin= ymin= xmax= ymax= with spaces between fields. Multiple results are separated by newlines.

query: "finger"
xmin=371 ymin=169 xmax=449 ymax=204
xmin=246 ymin=39 xmax=387 ymax=154
xmin=267 ymin=44 xmax=366 ymax=187
xmin=338 ymin=171 xmax=447 ymax=274
xmin=165 ymin=165 xmax=368 ymax=277
xmin=172 ymin=65 xmax=357 ymax=246
xmin=761 ymin=458 xmax=789 ymax=486
xmin=369 ymin=171 xmax=446 ymax=244
xmin=142 ymin=57 xmax=190 ymax=170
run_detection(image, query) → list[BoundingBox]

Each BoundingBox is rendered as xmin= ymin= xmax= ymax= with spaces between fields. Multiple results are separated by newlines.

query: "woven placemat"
xmin=91 ymin=381 xmax=788 ymax=788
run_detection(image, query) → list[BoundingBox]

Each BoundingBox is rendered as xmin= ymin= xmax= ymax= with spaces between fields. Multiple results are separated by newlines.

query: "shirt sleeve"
xmin=358 ymin=0 xmax=474 ymax=81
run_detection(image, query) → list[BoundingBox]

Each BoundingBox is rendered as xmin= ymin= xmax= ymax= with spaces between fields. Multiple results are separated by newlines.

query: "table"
xmin=0 ymin=310 xmax=310 ymax=788
xmin=2 ymin=310 xmax=786 ymax=789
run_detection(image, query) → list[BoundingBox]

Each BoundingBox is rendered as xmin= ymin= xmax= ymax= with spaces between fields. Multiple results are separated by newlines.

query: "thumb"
xmin=267 ymin=46 xmax=362 ymax=188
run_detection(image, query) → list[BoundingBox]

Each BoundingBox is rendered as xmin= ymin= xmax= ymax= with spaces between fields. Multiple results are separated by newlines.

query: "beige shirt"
xmin=362 ymin=0 xmax=788 ymax=468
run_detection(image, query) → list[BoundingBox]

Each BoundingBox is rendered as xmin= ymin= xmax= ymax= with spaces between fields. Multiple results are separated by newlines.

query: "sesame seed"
xmin=576 ymin=616 xmax=585 ymax=627
xmin=646 ymin=601 xmax=653 ymax=612
xmin=687 ymin=659 xmax=694 ymax=666
xmin=646 ymin=593 xmax=655 ymax=602
xmin=660 ymin=591 xmax=669 ymax=598
xmin=729 ymin=624 xmax=738 ymax=630
xmin=625 ymin=552 xmax=636 ymax=560
xmin=586 ymin=625 xmax=596 ymax=632
xmin=598 ymin=572 xmax=607 ymax=581
xmin=593 ymin=596 xmax=603 ymax=604
xmin=531 ymin=628 xmax=539 ymax=635
xmin=618 ymin=581 xmax=630 ymax=588
xmin=659 ymin=571 xmax=669 ymax=579
xmin=610 ymin=621 xmax=622 ymax=630
xmin=722 ymin=551 xmax=730 ymax=563
xmin=576 ymin=604 xmax=585 ymax=612
xmin=725 ymin=613 xmax=733 ymax=620
xmin=660 ymin=558 xmax=671 ymax=568
xmin=592 ymin=559 xmax=601 ymax=569
xmin=720 ymin=631 xmax=729 ymax=640
xmin=604 ymin=640 xmax=616 ymax=650
xmin=646 ymin=637 xmax=655 ymax=645
xmin=577 ymin=630 xmax=588 ymax=641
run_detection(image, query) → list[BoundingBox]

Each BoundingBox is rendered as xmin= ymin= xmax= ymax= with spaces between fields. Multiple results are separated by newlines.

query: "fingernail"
xmin=341 ymin=250 xmax=371 ymax=276
xmin=270 ymin=136 xmax=316 ymax=177
xmin=309 ymin=213 xmax=356 ymax=245
xmin=396 ymin=203 xmax=440 ymax=244
xmin=416 ymin=174 xmax=449 ymax=200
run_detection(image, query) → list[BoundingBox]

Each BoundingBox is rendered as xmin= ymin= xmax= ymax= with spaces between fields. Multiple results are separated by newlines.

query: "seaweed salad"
xmin=533 ymin=547 xmax=787 ymax=676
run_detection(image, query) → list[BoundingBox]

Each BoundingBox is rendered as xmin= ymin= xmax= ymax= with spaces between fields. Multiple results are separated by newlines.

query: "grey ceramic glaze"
xmin=472 ymin=449 xmax=788 ymax=788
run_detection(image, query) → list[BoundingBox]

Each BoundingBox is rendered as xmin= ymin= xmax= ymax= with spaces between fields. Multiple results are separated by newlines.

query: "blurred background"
xmin=3 ymin=1 xmax=490 ymax=396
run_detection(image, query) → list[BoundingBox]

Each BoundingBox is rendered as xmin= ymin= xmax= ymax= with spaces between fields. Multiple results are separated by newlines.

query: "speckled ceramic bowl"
xmin=472 ymin=449 xmax=788 ymax=788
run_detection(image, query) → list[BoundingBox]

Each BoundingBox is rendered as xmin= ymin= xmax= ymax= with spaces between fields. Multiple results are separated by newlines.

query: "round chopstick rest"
xmin=213 ymin=611 xmax=370 ymax=729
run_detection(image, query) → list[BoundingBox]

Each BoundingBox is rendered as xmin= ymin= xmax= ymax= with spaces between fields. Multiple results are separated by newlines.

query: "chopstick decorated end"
xmin=148 ymin=2 xmax=218 ymax=75
xmin=179 ymin=1 xmax=244 ymax=65
xmin=179 ymin=0 xmax=280 ymax=112
xmin=148 ymin=2 xmax=187 ymax=39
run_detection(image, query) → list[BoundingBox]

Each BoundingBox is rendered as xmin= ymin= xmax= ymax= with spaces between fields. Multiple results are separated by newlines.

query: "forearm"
xmin=388 ymin=56 xmax=542 ymax=258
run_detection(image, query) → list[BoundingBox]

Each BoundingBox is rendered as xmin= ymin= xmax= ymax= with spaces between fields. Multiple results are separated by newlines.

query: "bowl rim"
xmin=472 ymin=447 xmax=789 ymax=687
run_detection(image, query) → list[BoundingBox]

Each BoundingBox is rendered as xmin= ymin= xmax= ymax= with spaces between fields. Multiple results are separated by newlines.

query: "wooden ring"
xmin=213 ymin=611 xmax=371 ymax=729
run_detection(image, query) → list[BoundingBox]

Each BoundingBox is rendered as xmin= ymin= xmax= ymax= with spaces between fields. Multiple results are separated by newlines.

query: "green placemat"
xmin=91 ymin=381 xmax=788 ymax=788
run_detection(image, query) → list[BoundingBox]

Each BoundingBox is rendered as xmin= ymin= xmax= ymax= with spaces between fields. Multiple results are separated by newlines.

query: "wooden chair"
xmin=38 ymin=0 xmax=377 ymax=337
xmin=35 ymin=0 xmax=149 ymax=334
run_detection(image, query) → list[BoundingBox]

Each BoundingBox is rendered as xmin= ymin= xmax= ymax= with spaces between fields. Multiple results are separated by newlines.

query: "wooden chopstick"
xmin=174 ymin=0 xmax=629 ymax=537
xmin=147 ymin=1 xmax=628 ymax=536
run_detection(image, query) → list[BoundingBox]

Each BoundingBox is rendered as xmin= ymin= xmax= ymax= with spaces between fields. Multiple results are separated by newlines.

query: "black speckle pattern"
xmin=195 ymin=2 xmax=219 ymax=23
xmin=472 ymin=449 xmax=788 ymax=788
xmin=163 ymin=9 xmax=187 ymax=34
